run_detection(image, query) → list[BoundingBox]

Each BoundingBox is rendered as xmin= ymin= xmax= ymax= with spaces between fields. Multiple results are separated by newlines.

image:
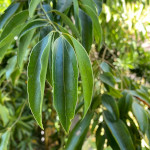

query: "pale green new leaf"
xmin=29 ymin=0 xmax=41 ymax=17
xmin=27 ymin=33 xmax=53 ymax=129
xmin=65 ymin=35 xmax=93 ymax=116
xmin=53 ymin=36 xmax=78 ymax=132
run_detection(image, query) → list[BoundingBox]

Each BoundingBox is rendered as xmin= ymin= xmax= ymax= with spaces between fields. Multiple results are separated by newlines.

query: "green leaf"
xmin=103 ymin=123 xmax=120 ymax=150
xmin=46 ymin=35 xmax=54 ymax=86
xmin=29 ymin=0 xmax=41 ymax=17
xmin=54 ymin=22 xmax=69 ymax=34
xmin=80 ymin=0 xmax=97 ymax=14
xmin=0 ymin=10 xmax=29 ymax=40
xmin=96 ymin=124 xmax=105 ymax=150
xmin=19 ymin=19 xmax=48 ymax=37
xmin=52 ymin=10 xmax=80 ymax=38
xmin=100 ymin=62 xmax=111 ymax=72
xmin=0 ymin=45 xmax=10 ymax=61
xmin=129 ymin=90 xmax=150 ymax=106
xmin=65 ymin=113 xmax=93 ymax=150
xmin=52 ymin=36 xmax=78 ymax=132
xmin=93 ymin=0 xmax=103 ymax=15
xmin=65 ymin=35 xmax=93 ymax=116
xmin=102 ymin=94 xmax=119 ymax=121
xmin=0 ymin=130 xmax=10 ymax=150
xmin=81 ymin=5 xmax=102 ymax=49
xmin=57 ymin=0 xmax=73 ymax=12
xmin=0 ymin=3 xmax=20 ymax=29
xmin=6 ymin=56 xmax=17 ymax=79
xmin=100 ymin=72 xmax=116 ymax=87
xmin=146 ymin=119 xmax=150 ymax=145
xmin=18 ymin=30 xmax=35 ymax=68
xmin=0 ymin=24 xmax=23 ymax=49
xmin=132 ymin=101 xmax=148 ymax=134
xmin=107 ymin=86 xmax=122 ymax=98
xmin=27 ymin=33 xmax=53 ymax=129
xmin=0 ymin=104 xmax=9 ymax=126
xmin=73 ymin=0 xmax=81 ymax=32
xmin=79 ymin=9 xmax=93 ymax=53
xmin=118 ymin=91 xmax=133 ymax=117
xmin=42 ymin=4 xmax=53 ymax=20
xmin=104 ymin=111 xmax=135 ymax=150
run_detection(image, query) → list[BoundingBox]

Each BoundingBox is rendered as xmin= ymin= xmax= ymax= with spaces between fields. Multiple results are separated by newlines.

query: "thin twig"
xmin=9 ymin=101 xmax=27 ymax=129
xmin=40 ymin=3 xmax=60 ymax=33
xmin=134 ymin=96 xmax=150 ymax=108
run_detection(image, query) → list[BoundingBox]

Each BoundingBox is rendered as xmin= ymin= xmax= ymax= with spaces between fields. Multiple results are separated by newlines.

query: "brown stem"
xmin=134 ymin=96 xmax=150 ymax=108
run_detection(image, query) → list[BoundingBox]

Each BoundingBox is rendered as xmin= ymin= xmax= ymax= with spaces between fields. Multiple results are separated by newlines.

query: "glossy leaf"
xmin=102 ymin=94 xmax=119 ymax=121
xmin=54 ymin=22 xmax=70 ymax=34
xmin=79 ymin=9 xmax=93 ymax=53
xmin=100 ymin=62 xmax=111 ymax=72
xmin=0 ymin=104 xmax=9 ymax=126
xmin=42 ymin=4 xmax=53 ymax=20
xmin=52 ymin=10 xmax=80 ymax=38
xmin=132 ymin=101 xmax=148 ymax=134
xmin=81 ymin=5 xmax=102 ymax=48
xmin=80 ymin=0 xmax=97 ymax=14
xmin=100 ymin=72 xmax=116 ymax=87
xmin=20 ymin=19 xmax=48 ymax=37
xmin=0 ymin=3 xmax=20 ymax=29
xmin=46 ymin=34 xmax=55 ymax=86
xmin=6 ymin=56 xmax=17 ymax=79
xmin=65 ymin=35 xmax=94 ymax=116
xmin=65 ymin=113 xmax=93 ymax=150
xmin=0 ymin=45 xmax=10 ymax=61
xmin=57 ymin=0 xmax=73 ymax=12
xmin=103 ymin=123 xmax=120 ymax=150
xmin=96 ymin=124 xmax=105 ymax=150
xmin=146 ymin=119 xmax=150 ymax=145
xmin=118 ymin=91 xmax=133 ymax=117
xmin=18 ymin=30 xmax=35 ymax=68
xmin=94 ymin=0 xmax=103 ymax=15
xmin=104 ymin=111 xmax=135 ymax=150
xmin=0 ymin=130 xmax=10 ymax=150
xmin=0 ymin=10 xmax=29 ymax=40
xmin=0 ymin=24 xmax=23 ymax=49
xmin=29 ymin=0 xmax=41 ymax=17
xmin=52 ymin=36 xmax=78 ymax=132
xmin=129 ymin=90 xmax=150 ymax=106
xmin=27 ymin=33 xmax=53 ymax=129
xmin=73 ymin=0 xmax=81 ymax=32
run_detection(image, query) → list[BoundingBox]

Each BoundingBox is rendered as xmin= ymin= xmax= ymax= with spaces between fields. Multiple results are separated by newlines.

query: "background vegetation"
xmin=0 ymin=0 xmax=150 ymax=150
